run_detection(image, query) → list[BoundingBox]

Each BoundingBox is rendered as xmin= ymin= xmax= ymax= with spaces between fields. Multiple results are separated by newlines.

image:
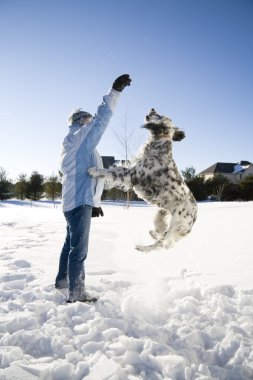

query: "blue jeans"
xmin=55 ymin=205 xmax=92 ymax=297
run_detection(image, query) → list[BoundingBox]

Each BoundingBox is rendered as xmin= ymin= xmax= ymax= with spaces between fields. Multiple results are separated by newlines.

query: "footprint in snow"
xmin=13 ymin=259 xmax=31 ymax=268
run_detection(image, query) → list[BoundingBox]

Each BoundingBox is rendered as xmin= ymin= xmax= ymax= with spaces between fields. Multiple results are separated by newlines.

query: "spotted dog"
xmin=89 ymin=108 xmax=197 ymax=252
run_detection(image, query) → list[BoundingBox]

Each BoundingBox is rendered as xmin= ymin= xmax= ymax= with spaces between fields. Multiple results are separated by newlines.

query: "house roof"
xmin=199 ymin=161 xmax=252 ymax=176
xmin=239 ymin=161 xmax=252 ymax=167
xmin=199 ymin=162 xmax=237 ymax=175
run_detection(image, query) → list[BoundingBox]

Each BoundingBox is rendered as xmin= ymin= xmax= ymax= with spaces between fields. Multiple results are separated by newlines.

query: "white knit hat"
xmin=68 ymin=108 xmax=92 ymax=125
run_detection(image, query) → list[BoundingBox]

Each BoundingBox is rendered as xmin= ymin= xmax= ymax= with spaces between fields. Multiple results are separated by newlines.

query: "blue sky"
xmin=0 ymin=0 xmax=252 ymax=180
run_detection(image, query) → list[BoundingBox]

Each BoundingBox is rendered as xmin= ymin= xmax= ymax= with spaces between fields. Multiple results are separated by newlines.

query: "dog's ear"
xmin=173 ymin=129 xmax=185 ymax=141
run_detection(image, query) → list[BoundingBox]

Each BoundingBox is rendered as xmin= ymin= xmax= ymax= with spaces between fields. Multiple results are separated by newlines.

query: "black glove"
xmin=112 ymin=74 xmax=131 ymax=92
xmin=92 ymin=207 xmax=104 ymax=217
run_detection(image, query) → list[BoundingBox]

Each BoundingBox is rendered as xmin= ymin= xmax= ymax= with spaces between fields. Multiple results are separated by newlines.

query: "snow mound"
xmin=0 ymin=201 xmax=253 ymax=379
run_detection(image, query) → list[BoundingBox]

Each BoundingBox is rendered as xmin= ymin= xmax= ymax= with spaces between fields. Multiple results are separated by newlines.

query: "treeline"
xmin=0 ymin=167 xmax=139 ymax=203
xmin=0 ymin=168 xmax=62 ymax=202
xmin=1 ymin=166 xmax=253 ymax=203
xmin=182 ymin=167 xmax=253 ymax=201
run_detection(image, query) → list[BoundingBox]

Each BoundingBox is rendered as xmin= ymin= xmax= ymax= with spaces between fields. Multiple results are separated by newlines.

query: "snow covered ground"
xmin=0 ymin=200 xmax=253 ymax=380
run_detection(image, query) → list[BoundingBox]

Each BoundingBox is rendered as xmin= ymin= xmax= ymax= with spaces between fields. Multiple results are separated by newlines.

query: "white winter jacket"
xmin=60 ymin=89 xmax=120 ymax=212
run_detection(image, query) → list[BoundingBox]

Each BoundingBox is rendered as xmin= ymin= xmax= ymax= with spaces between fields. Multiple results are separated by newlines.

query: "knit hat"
xmin=68 ymin=108 xmax=92 ymax=125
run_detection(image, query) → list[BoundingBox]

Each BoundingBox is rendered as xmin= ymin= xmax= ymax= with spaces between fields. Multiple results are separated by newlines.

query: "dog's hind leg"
xmin=138 ymin=210 xmax=182 ymax=252
xmin=135 ymin=230 xmax=175 ymax=252
xmin=136 ymin=205 xmax=195 ymax=252
xmin=161 ymin=204 xmax=196 ymax=248
xmin=136 ymin=209 xmax=173 ymax=252
xmin=149 ymin=208 xmax=171 ymax=240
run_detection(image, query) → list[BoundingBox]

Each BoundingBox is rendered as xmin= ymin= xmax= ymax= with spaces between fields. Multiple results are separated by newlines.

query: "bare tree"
xmin=112 ymin=111 xmax=145 ymax=207
xmin=113 ymin=111 xmax=145 ymax=164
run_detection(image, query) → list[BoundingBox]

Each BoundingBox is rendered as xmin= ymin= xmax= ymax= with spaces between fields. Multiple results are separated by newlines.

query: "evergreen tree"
xmin=240 ymin=175 xmax=253 ymax=201
xmin=27 ymin=171 xmax=44 ymax=201
xmin=182 ymin=166 xmax=196 ymax=182
xmin=222 ymin=182 xmax=243 ymax=201
xmin=181 ymin=166 xmax=207 ymax=201
xmin=187 ymin=176 xmax=207 ymax=201
xmin=205 ymin=175 xmax=231 ymax=201
xmin=15 ymin=173 xmax=28 ymax=200
xmin=44 ymin=174 xmax=62 ymax=202
xmin=0 ymin=167 xmax=13 ymax=200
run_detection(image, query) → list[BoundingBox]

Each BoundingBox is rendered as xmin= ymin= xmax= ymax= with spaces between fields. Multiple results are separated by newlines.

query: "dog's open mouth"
xmin=142 ymin=122 xmax=185 ymax=141
xmin=142 ymin=122 xmax=167 ymax=135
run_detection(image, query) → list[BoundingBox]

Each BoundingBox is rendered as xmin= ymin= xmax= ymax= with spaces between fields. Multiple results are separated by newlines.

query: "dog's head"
xmin=143 ymin=108 xmax=185 ymax=141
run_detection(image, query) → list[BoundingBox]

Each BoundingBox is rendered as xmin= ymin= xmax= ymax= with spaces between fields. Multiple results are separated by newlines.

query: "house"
xmin=198 ymin=161 xmax=253 ymax=183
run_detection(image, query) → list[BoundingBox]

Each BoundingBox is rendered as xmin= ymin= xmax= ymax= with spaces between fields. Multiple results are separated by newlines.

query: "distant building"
xmin=198 ymin=161 xmax=253 ymax=183
xmin=101 ymin=156 xmax=115 ymax=168
xmin=101 ymin=156 xmax=130 ymax=169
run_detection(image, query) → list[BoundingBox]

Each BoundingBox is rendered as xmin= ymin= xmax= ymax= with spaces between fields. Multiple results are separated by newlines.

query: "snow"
xmin=0 ymin=200 xmax=253 ymax=379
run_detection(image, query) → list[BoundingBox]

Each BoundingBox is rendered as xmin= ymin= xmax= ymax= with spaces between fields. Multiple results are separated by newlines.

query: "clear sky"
xmin=0 ymin=0 xmax=252 ymax=181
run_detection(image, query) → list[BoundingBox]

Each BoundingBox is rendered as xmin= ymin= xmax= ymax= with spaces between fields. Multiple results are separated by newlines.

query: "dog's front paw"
xmin=88 ymin=167 xmax=104 ymax=178
xmin=88 ymin=167 xmax=98 ymax=176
